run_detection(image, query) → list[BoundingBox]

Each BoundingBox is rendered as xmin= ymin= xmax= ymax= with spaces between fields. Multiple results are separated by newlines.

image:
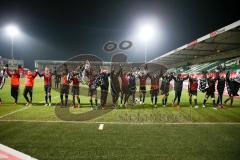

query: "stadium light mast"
xmin=5 ymin=24 xmax=20 ymax=60
xmin=138 ymin=24 xmax=155 ymax=64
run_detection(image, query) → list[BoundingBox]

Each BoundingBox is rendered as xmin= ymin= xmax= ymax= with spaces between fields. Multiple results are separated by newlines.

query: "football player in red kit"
xmin=19 ymin=66 xmax=38 ymax=106
xmin=188 ymin=74 xmax=199 ymax=108
xmin=38 ymin=67 xmax=54 ymax=106
xmin=137 ymin=65 xmax=148 ymax=105
xmin=69 ymin=71 xmax=81 ymax=108
xmin=4 ymin=64 xmax=21 ymax=104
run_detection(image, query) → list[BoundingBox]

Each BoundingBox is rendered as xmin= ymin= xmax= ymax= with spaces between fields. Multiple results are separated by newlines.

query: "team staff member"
xmin=38 ymin=67 xmax=54 ymax=106
xmin=19 ymin=66 xmax=38 ymax=106
xmin=172 ymin=73 xmax=189 ymax=108
xmin=5 ymin=64 xmax=21 ymax=104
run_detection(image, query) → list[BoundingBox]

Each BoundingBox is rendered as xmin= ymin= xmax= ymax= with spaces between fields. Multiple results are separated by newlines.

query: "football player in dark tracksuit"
xmin=119 ymin=66 xmax=129 ymax=107
xmin=172 ymin=73 xmax=189 ymax=108
xmin=149 ymin=72 xmax=162 ymax=108
xmin=99 ymin=69 xmax=110 ymax=109
xmin=110 ymin=66 xmax=121 ymax=108
xmin=224 ymin=71 xmax=240 ymax=106
xmin=124 ymin=69 xmax=137 ymax=107
xmin=202 ymin=72 xmax=219 ymax=109
xmin=188 ymin=74 xmax=199 ymax=108
xmin=68 ymin=71 xmax=81 ymax=108
xmin=160 ymin=73 xmax=173 ymax=107
xmin=216 ymin=74 xmax=226 ymax=108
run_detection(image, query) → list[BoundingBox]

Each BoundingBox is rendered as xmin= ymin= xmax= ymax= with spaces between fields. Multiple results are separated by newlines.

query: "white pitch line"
xmin=0 ymin=95 xmax=59 ymax=119
xmin=0 ymin=107 xmax=28 ymax=119
xmin=0 ymin=119 xmax=240 ymax=125
xmin=98 ymin=124 xmax=104 ymax=130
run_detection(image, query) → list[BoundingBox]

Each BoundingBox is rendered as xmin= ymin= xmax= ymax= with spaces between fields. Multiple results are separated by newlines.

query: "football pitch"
xmin=0 ymin=78 xmax=240 ymax=160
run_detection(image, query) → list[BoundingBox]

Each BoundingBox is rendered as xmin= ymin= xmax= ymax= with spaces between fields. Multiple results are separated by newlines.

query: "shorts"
xmin=205 ymin=91 xmax=215 ymax=98
xmin=128 ymin=87 xmax=136 ymax=95
xmin=44 ymin=85 xmax=52 ymax=94
xmin=151 ymin=89 xmax=159 ymax=96
xmin=161 ymin=91 xmax=169 ymax=96
xmin=72 ymin=86 xmax=80 ymax=96
xmin=88 ymin=88 xmax=97 ymax=96
xmin=189 ymin=90 xmax=197 ymax=96
xmin=121 ymin=86 xmax=128 ymax=94
xmin=61 ymin=85 xmax=69 ymax=95
xmin=139 ymin=86 xmax=146 ymax=93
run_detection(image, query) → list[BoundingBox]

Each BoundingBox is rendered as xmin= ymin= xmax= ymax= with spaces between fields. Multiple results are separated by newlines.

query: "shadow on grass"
xmin=54 ymin=106 xmax=113 ymax=121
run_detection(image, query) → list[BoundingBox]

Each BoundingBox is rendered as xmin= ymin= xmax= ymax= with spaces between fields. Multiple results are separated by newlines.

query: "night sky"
xmin=0 ymin=0 xmax=239 ymax=68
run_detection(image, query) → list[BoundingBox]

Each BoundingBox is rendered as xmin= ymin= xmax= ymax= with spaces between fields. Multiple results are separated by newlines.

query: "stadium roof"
xmin=149 ymin=20 xmax=240 ymax=68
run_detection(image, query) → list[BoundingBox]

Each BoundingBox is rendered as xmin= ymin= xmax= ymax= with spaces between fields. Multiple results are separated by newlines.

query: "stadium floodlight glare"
xmin=138 ymin=24 xmax=154 ymax=41
xmin=6 ymin=25 xmax=20 ymax=37
xmin=5 ymin=24 xmax=20 ymax=60
xmin=138 ymin=24 xmax=155 ymax=63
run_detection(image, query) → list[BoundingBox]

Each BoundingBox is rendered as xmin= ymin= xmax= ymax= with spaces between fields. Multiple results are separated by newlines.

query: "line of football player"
xmin=0 ymin=61 xmax=240 ymax=110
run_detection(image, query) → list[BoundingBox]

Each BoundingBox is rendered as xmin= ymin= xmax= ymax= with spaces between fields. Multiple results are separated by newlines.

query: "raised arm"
xmin=19 ymin=66 xmax=28 ymax=76
xmin=183 ymin=74 xmax=189 ymax=81
xmin=33 ymin=70 xmax=38 ymax=78
xmin=5 ymin=67 xmax=12 ymax=77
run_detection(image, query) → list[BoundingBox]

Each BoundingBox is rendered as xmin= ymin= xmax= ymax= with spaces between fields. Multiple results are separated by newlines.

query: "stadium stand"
xmin=0 ymin=56 xmax=24 ymax=70
xmin=149 ymin=20 xmax=240 ymax=69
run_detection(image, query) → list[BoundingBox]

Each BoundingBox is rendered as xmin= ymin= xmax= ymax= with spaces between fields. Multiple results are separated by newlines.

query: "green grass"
xmin=0 ymin=78 xmax=240 ymax=160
